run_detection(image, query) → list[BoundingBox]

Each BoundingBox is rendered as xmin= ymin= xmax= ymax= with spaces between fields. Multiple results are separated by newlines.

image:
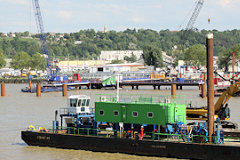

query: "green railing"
xmin=96 ymin=94 xmax=186 ymax=105
xmin=27 ymin=126 xmax=240 ymax=145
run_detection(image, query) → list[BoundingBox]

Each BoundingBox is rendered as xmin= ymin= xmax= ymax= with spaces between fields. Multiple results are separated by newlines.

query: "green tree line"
xmin=1 ymin=29 xmax=240 ymax=70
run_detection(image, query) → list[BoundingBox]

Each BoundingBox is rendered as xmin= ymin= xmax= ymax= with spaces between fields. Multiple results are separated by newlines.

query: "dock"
xmin=89 ymin=79 xmax=203 ymax=90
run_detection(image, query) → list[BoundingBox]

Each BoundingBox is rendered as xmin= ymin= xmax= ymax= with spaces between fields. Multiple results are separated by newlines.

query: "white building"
xmin=99 ymin=50 xmax=143 ymax=62
xmin=74 ymin=41 xmax=83 ymax=45
xmin=162 ymin=52 xmax=174 ymax=65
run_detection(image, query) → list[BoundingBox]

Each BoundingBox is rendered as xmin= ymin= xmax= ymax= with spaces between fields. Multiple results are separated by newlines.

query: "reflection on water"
xmin=0 ymin=84 xmax=239 ymax=160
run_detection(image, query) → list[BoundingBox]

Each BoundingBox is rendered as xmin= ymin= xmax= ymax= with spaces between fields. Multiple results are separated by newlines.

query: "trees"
xmin=143 ymin=45 xmax=163 ymax=69
xmin=31 ymin=52 xmax=46 ymax=71
xmin=0 ymin=49 xmax=6 ymax=68
xmin=11 ymin=52 xmax=46 ymax=72
xmin=217 ymin=44 xmax=240 ymax=72
xmin=124 ymin=53 xmax=137 ymax=63
xmin=111 ymin=59 xmax=124 ymax=64
xmin=2 ymin=29 xmax=240 ymax=67
xmin=11 ymin=51 xmax=31 ymax=73
xmin=183 ymin=44 xmax=206 ymax=66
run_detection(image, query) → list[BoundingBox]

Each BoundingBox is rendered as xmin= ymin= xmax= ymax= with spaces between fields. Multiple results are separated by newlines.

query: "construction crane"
xmin=186 ymin=0 xmax=204 ymax=30
xmin=186 ymin=82 xmax=240 ymax=129
xmin=32 ymin=0 xmax=51 ymax=75
xmin=180 ymin=0 xmax=204 ymax=51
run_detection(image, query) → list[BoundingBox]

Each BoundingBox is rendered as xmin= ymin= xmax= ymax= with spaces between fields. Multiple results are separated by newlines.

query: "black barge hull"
xmin=22 ymin=131 xmax=240 ymax=160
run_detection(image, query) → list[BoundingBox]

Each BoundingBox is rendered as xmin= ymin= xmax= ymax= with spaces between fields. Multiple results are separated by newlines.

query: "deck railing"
xmin=96 ymin=94 xmax=186 ymax=105
xmin=27 ymin=126 xmax=239 ymax=145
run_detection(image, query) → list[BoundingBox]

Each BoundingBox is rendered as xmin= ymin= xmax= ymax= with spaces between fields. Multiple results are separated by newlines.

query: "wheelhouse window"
xmin=132 ymin=111 xmax=138 ymax=117
xmin=81 ymin=99 xmax=86 ymax=106
xmin=77 ymin=99 xmax=82 ymax=107
xmin=147 ymin=112 xmax=153 ymax=118
xmin=114 ymin=111 xmax=119 ymax=116
xmin=99 ymin=110 xmax=104 ymax=116
xmin=70 ymin=99 xmax=77 ymax=107
xmin=86 ymin=99 xmax=90 ymax=106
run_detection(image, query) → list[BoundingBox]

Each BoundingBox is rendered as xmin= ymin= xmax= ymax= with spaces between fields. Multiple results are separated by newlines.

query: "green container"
xmin=95 ymin=100 xmax=186 ymax=125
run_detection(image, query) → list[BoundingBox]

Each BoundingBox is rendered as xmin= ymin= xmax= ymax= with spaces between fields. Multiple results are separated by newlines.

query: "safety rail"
xmin=96 ymin=94 xmax=186 ymax=105
xmin=59 ymin=108 xmax=94 ymax=115
xmin=27 ymin=126 xmax=240 ymax=145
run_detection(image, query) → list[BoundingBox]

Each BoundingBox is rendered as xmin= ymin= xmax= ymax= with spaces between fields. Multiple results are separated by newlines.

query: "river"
xmin=0 ymin=84 xmax=240 ymax=160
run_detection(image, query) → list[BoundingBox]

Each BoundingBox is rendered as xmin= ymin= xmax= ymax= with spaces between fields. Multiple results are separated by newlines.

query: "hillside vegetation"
xmin=1 ymin=29 xmax=240 ymax=70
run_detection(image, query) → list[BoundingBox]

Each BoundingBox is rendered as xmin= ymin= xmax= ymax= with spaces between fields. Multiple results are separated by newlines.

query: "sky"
xmin=0 ymin=0 xmax=240 ymax=33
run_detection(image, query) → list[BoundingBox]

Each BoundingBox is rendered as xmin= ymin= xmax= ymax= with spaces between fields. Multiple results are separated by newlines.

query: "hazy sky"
xmin=0 ymin=0 xmax=239 ymax=33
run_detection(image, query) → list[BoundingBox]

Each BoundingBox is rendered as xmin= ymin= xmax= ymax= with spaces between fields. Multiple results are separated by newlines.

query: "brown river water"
xmin=1 ymin=84 xmax=240 ymax=160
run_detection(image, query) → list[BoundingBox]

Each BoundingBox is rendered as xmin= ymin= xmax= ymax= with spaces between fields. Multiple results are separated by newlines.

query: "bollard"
xmin=204 ymin=73 xmax=207 ymax=84
xmin=1 ymin=82 xmax=5 ymax=96
xmin=62 ymin=84 xmax=67 ymax=97
xmin=201 ymin=84 xmax=207 ymax=98
xmin=171 ymin=84 xmax=176 ymax=98
xmin=36 ymin=83 xmax=41 ymax=97
xmin=29 ymin=81 xmax=32 ymax=90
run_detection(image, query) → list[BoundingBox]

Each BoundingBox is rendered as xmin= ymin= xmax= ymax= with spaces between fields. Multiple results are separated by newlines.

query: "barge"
xmin=21 ymin=130 xmax=240 ymax=160
xmin=21 ymin=94 xmax=240 ymax=160
xmin=21 ymin=73 xmax=90 ymax=93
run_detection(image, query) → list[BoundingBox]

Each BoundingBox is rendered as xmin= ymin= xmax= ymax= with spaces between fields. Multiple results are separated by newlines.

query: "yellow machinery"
xmin=187 ymin=82 xmax=240 ymax=121
xmin=150 ymin=72 xmax=172 ymax=81
xmin=150 ymin=72 xmax=165 ymax=79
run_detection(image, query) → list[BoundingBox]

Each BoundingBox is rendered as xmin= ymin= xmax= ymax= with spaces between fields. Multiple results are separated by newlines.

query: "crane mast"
xmin=32 ymin=0 xmax=51 ymax=73
xmin=186 ymin=0 xmax=204 ymax=30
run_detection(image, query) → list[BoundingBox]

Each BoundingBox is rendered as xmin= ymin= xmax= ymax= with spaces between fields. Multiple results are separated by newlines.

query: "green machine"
xmin=95 ymin=94 xmax=186 ymax=125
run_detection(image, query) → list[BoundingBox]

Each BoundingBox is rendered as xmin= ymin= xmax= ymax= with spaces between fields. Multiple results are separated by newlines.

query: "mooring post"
xmin=204 ymin=73 xmax=207 ymax=84
xmin=62 ymin=84 xmax=67 ymax=97
xmin=201 ymin=83 xmax=206 ymax=98
xmin=206 ymin=33 xmax=214 ymax=143
xmin=200 ymin=73 xmax=207 ymax=98
xmin=36 ymin=83 xmax=41 ymax=97
xmin=29 ymin=81 xmax=32 ymax=90
xmin=1 ymin=82 xmax=5 ymax=96
xmin=171 ymin=83 xmax=176 ymax=98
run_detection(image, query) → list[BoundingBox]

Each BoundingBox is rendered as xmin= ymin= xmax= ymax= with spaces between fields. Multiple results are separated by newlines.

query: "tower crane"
xmin=186 ymin=0 xmax=204 ymax=30
xmin=32 ymin=0 xmax=51 ymax=76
